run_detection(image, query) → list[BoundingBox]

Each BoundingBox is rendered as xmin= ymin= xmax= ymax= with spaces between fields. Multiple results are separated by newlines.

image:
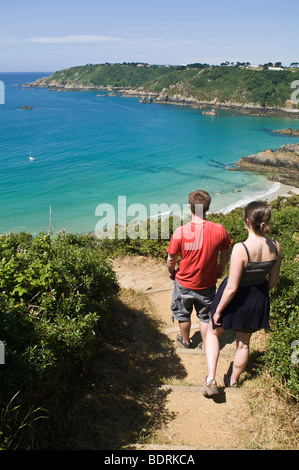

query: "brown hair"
xmin=188 ymin=190 xmax=211 ymax=215
xmin=243 ymin=201 xmax=271 ymax=234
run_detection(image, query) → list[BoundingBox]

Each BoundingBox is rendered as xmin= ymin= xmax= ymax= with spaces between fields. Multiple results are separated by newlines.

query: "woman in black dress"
xmin=202 ymin=201 xmax=282 ymax=397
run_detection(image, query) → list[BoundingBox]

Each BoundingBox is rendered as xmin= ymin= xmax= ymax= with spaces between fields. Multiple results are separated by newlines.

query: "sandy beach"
xmin=216 ymin=181 xmax=299 ymax=215
xmin=265 ymin=182 xmax=299 ymax=202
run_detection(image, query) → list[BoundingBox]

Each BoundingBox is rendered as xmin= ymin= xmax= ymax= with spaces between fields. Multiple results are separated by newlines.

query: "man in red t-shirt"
xmin=167 ymin=190 xmax=232 ymax=350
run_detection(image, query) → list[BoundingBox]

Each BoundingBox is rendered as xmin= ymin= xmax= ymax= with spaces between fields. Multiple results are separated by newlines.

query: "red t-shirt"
xmin=167 ymin=220 xmax=232 ymax=290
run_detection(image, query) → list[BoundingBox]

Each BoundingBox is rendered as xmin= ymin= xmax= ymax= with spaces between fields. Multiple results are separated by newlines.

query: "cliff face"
xmin=236 ymin=143 xmax=299 ymax=187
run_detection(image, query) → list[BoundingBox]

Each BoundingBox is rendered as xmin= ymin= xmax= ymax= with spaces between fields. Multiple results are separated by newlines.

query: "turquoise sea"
xmin=0 ymin=72 xmax=298 ymax=235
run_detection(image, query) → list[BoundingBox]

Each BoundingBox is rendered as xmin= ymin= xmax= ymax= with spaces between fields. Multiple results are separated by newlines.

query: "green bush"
xmin=0 ymin=232 xmax=119 ymax=448
xmin=261 ymin=197 xmax=299 ymax=399
xmin=99 ymin=216 xmax=181 ymax=259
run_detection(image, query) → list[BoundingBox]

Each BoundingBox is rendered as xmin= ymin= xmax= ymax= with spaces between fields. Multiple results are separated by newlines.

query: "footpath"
xmin=112 ymin=256 xmax=255 ymax=450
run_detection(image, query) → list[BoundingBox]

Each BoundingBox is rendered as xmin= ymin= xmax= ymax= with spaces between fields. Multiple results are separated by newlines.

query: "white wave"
xmin=218 ymin=182 xmax=281 ymax=214
xmin=150 ymin=210 xmax=172 ymax=219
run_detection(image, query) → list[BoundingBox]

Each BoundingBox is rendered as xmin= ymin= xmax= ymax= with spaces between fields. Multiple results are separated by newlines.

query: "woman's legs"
xmin=230 ymin=331 xmax=252 ymax=384
xmin=201 ymin=321 xmax=223 ymax=396
xmin=204 ymin=325 xmax=252 ymax=392
xmin=205 ymin=321 xmax=223 ymax=380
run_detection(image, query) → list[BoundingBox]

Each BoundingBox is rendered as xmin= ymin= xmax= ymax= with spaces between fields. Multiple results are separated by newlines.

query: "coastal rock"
xmin=236 ymin=143 xmax=299 ymax=187
xmin=202 ymin=109 xmax=219 ymax=116
xmin=274 ymin=128 xmax=299 ymax=135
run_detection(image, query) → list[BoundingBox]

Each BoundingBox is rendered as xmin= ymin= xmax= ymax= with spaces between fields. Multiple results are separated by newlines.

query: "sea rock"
xmin=202 ymin=109 xmax=219 ymax=116
xmin=236 ymin=143 xmax=299 ymax=187
xmin=274 ymin=128 xmax=299 ymax=135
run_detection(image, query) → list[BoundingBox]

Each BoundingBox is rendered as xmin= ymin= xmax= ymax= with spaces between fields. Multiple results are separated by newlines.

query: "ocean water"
xmin=0 ymin=71 xmax=298 ymax=235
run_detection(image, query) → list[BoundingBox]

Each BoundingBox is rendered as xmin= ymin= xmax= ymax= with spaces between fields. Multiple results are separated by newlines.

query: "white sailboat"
xmin=29 ymin=147 xmax=35 ymax=161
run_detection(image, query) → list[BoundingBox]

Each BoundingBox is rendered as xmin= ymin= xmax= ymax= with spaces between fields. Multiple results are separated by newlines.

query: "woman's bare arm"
xmin=268 ymin=240 xmax=282 ymax=290
xmin=213 ymin=243 xmax=246 ymax=325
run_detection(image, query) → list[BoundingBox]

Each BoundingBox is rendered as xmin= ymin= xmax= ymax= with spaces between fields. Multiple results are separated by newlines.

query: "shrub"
xmin=0 ymin=232 xmax=119 ymax=448
xmin=262 ymin=197 xmax=299 ymax=399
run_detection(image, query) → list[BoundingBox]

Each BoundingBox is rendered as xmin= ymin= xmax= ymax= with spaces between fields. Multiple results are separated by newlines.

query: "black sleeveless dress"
xmin=211 ymin=242 xmax=277 ymax=332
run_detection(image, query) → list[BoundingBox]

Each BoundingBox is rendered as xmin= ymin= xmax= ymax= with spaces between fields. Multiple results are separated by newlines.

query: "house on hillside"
xmin=268 ymin=66 xmax=284 ymax=71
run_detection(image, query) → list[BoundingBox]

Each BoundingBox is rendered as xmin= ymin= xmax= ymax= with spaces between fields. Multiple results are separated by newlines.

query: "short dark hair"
xmin=188 ymin=190 xmax=211 ymax=215
xmin=243 ymin=201 xmax=271 ymax=234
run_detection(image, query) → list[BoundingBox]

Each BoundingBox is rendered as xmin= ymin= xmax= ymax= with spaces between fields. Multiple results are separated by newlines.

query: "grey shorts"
xmin=171 ymin=279 xmax=216 ymax=323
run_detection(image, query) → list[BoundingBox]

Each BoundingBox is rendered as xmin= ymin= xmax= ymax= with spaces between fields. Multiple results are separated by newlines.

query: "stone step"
xmin=127 ymin=443 xmax=225 ymax=450
xmin=155 ymin=345 xmax=235 ymax=357
xmin=139 ymin=384 xmax=249 ymax=449
xmin=175 ymin=347 xmax=235 ymax=356
xmin=166 ymin=326 xmax=236 ymax=354
xmin=164 ymin=323 xmax=201 ymax=334
xmin=143 ymin=286 xmax=173 ymax=294
xmin=155 ymin=384 xmax=241 ymax=394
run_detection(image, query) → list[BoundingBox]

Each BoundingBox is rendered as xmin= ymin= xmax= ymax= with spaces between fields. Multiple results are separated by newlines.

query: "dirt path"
xmin=112 ymin=256 xmax=255 ymax=450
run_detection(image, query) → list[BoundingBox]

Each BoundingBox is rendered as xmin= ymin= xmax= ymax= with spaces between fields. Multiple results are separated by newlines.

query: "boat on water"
xmin=29 ymin=147 xmax=35 ymax=161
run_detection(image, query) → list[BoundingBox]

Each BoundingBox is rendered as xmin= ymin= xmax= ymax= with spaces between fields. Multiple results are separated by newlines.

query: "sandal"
xmin=176 ymin=334 xmax=190 ymax=349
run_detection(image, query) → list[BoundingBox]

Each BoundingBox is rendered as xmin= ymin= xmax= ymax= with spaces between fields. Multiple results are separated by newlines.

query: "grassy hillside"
xmin=35 ymin=63 xmax=299 ymax=109
xmin=39 ymin=63 xmax=183 ymax=88
xmin=156 ymin=66 xmax=299 ymax=107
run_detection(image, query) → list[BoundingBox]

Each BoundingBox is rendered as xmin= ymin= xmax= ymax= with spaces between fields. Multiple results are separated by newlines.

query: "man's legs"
xmin=172 ymin=282 xmax=215 ymax=348
xmin=179 ymin=320 xmax=191 ymax=345
xmin=171 ymin=280 xmax=193 ymax=347
xmin=194 ymin=286 xmax=216 ymax=349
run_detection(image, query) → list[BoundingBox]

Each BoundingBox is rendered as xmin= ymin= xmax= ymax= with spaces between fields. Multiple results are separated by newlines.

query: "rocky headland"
xmin=235 ymin=142 xmax=299 ymax=187
xmin=26 ymin=74 xmax=299 ymax=119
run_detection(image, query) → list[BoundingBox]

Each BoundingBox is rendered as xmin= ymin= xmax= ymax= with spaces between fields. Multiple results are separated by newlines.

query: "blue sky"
xmin=1 ymin=0 xmax=298 ymax=72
